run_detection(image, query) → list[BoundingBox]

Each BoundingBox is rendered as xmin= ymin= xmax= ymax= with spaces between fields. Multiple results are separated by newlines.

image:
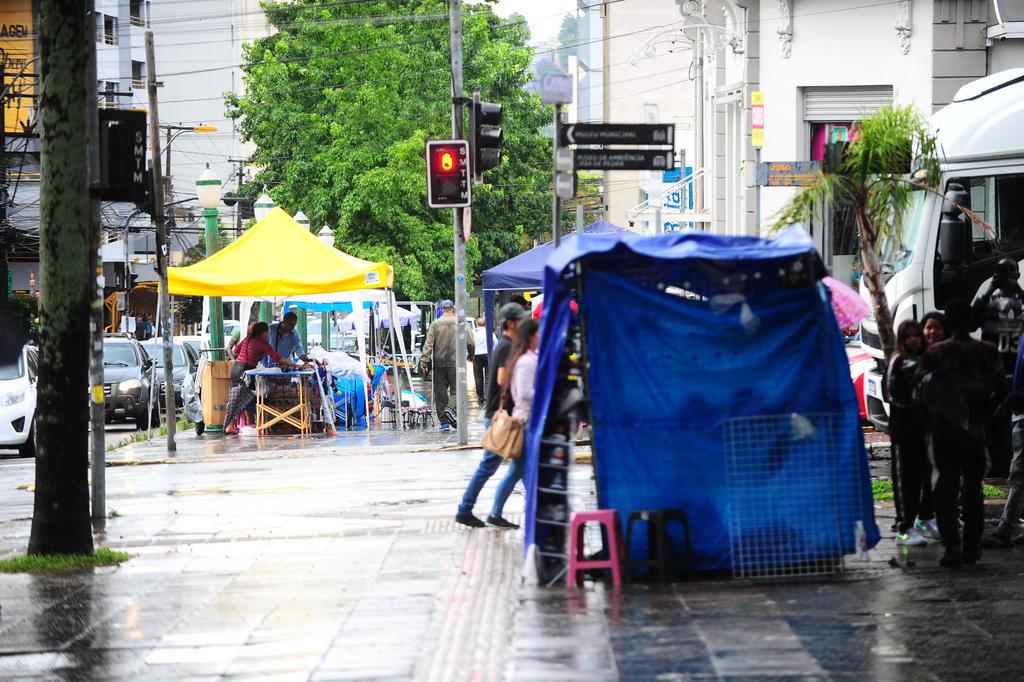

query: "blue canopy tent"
xmin=481 ymin=221 xmax=628 ymax=353
xmin=525 ymin=225 xmax=880 ymax=583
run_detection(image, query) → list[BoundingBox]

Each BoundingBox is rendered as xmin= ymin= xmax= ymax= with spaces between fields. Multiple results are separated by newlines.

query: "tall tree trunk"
xmin=855 ymin=205 xmax=896 ymax=362
xmin=29 ymin=0 xmax=94 ymax=555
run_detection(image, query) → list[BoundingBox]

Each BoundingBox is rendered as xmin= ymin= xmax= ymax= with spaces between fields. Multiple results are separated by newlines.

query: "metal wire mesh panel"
xmin=724 ymin=413 xmax=846 ymax=579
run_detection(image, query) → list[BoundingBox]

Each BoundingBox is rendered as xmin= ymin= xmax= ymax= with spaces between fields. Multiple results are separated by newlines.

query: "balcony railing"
xmin=96 ymin=32 xmax=119 ymax=46
xmin=131 ymin=78 xmax=146 ymax=90
xmin=129 ymin=15 xmax=147 ymax=27
xmin=99 ymin=100 xmax=121 ymax=110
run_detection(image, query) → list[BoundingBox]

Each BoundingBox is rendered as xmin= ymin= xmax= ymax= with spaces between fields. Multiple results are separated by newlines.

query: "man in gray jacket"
xmin=420 ymin=300 xmax=474 ymax=430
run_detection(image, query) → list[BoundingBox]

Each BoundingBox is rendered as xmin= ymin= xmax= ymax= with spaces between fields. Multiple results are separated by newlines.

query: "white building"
xmin=96 ymin=0 xmax=149 ymax=111
xmin=150 ymin=0 xmax=270 ymax=245
xmin=592 ymin=0 xmax=1024 ymax=286
xmin=600 ymin=0 xmax=698 ymax=233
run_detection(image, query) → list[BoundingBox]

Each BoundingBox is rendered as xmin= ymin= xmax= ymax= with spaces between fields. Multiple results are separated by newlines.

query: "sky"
xmin=491 ymin=0 xmax=577 ymax=45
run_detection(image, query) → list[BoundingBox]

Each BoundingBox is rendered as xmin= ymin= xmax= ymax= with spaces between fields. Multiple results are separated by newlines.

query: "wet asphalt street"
xmin=2 ymin=414 xmax=1024 ymax=680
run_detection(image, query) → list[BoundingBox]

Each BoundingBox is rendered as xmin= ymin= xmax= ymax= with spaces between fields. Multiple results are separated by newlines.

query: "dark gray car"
xmin=102 ymin=337 xmax=158 ymax=429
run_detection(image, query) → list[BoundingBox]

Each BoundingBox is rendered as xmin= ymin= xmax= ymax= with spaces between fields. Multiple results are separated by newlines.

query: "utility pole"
xmin=552 ymin=103 xmax=561 ymax=247
xmin=87 ymin=5 xmax=105 ymax=521
xmin=164 ymin=127 xmax=173 ymax=201
xmin=29 ymin=0 xmax=95 ymax=556
xmin=0 ymin=53 xmax=8 ymax=309
xmin=694 ymin=29 xmax=705 ymax=226
xmin=145 ymin=31 xmax=176 ymax=453
xmin=449 ymin=0 xmax=469 ymax=445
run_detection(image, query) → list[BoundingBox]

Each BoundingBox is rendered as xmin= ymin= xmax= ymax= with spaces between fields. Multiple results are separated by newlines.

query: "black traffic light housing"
xmin=222 ymin=194 xmax=255 ymax=219
xmin=425 ymin=139 xmax=471 ymax=208
xmin=471 ymin=91 xmax=502 ymax=183
xmin=98 ymin=109 xmax=148 ymax=204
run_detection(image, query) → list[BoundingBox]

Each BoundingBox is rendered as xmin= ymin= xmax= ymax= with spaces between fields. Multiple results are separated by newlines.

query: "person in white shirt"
xmin=486 ymin=318 xmax=539 ymax=526
xmin=472 ymin=317 xmax=494 ymax=407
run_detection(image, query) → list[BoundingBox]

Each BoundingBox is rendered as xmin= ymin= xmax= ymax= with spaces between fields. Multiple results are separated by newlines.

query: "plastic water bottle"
xmin=855 ymin=521 xmax=869 ymax=561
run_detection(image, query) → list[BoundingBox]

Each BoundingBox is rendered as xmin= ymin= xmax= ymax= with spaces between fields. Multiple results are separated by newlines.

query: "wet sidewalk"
xmin=0 ymin=417 xmax=524 ymax=680
xmin=2 ymin=417 xmax=1024 ymax=679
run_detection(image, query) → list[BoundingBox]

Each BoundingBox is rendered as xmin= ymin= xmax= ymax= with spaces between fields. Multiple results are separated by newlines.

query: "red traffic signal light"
xmin=436 ymin=149 xmax=458 ymax=173
xmin=426 ymin=140 xmax=470 ymax=208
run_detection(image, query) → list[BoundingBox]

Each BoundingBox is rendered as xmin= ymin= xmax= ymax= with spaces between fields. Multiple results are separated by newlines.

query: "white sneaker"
xmin=895 ymin=528 xmax=928 ymax=546
xmin=914 ymin=519 xmax=941 ymax=541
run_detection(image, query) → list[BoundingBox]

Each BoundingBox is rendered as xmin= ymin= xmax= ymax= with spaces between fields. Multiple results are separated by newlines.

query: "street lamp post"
xmin=318 ymin=225 xmax=334 ymax=351
xmin=294 ymin=211 xmax=310 ymax=350
xmin=196 ymin=164 xmax=224 ymax=361
xmin=254 ymin=190 xmax=275 ymax=323
xmin=161 ymin=124 xmax=217 ymax=201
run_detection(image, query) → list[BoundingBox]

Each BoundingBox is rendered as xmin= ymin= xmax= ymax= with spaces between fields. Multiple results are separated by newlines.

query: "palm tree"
xmin=775 ymin=106 xmax=941 ymax=361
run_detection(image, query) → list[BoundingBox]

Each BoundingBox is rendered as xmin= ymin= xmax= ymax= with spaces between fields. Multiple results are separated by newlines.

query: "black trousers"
xmin=927 ymin=430 xmax=986 ymax=557
xmin=433 ymin=365 xmax=457 ymax=420
xmin=472 ymin=355 xmax=489 ymax=404
xmin=893 ymin=429 xmax=934 ymax=533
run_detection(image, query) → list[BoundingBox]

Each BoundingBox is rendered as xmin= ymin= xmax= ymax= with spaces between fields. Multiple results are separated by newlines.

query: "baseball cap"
xmin=498 ymin=302 xmax=527 ymax=324
xmin=440 ymin=299 xmax=455 ymax=310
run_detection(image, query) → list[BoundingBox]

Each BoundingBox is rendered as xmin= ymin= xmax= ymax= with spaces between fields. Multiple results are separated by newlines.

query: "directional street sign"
xmin=560 ymin=123 xmax=674 ymax=147
xmin=574 ymin=149 xmax=674 ymax=171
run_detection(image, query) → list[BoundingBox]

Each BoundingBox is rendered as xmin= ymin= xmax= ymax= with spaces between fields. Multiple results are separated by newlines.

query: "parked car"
xmin=0 ymin=345 xmax=38 ymax=457
xmin=102 ymin=336 xmax=158 ymax=429
xmin=203 ymin=319 xmax=241 ymax=347
xmin=140 ymin=340 xmax=199 ymax=409
xmin=178 ymin=335 xmax=209 ymax=359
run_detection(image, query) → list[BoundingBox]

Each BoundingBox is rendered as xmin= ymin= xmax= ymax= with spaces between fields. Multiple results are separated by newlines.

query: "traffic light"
xmin=98 ymin=109 xmax=148 ymax=204
xmin=426 ymin=139 xmax=470 ymax=208
xmin=471 ymin=92 xmax=502 ymax=182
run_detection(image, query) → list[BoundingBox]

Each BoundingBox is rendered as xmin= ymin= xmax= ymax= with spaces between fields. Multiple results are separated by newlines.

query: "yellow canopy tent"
xmin=168 ymin=207 xmax=392 ymax=297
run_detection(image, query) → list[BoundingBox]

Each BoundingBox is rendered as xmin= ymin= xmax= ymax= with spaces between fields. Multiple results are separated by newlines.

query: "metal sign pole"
xmin=553 ymin=103 xmax=562 ymax=248
xmin=450 ymin=0 xmax=469 ymax=445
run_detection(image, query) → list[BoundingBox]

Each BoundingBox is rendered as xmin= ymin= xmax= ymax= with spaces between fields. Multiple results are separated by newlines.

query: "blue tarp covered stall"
xmin=481 ymin=221 xmax=627 ymax=353
xmin=525 ymin=225 xmax=880 ymax=581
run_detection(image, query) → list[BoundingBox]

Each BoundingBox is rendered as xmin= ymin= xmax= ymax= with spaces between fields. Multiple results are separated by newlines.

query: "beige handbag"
xmin=482 ymin=412 xmax=525 ymax=460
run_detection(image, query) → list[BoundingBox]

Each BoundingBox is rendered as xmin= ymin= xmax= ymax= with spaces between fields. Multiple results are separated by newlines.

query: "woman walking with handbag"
xmin=456 ymin=317 xmax=539 ymax=529
xmin=485 ymin=318 xmax=540 ymax=528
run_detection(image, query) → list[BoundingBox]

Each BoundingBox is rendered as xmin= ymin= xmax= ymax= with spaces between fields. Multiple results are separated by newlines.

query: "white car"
xmin=0 ymin=345 xmax=38 ymax=457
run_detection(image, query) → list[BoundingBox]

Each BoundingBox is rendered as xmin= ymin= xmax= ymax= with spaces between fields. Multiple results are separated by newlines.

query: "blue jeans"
xmin=457 ymin=419 xmax=526 ymax=517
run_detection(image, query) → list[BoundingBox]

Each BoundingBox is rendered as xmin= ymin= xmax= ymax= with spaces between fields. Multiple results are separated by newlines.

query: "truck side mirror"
xmin=939 ymin=182 xmax=971 ymax=283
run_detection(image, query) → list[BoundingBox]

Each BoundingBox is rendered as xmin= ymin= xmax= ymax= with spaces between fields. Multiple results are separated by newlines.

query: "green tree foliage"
xmin=774 ymin=106 xmax=941 ymax=360
xmin=226 ymin=0 xmax=551 ymax=300
xmin=7 ymin=293 xmax=39 ymax=340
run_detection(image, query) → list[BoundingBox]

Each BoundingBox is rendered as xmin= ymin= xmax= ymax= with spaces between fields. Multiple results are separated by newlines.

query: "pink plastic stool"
xmin=567 ymin=509 xmax=623 ymax=587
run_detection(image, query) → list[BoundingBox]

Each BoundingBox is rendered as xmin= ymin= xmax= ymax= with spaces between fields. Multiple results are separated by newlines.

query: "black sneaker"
xmin=962 ymin=548 xmax=982 ymax=565
xmin=455 ymin=512 xmax=485 ymax=528
xmin=486 ymin=515 xmax=519 ymax=530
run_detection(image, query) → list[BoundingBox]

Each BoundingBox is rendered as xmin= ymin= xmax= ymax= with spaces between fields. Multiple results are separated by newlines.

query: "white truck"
xmin=860 ymin=68 xmax=1024 ymax=431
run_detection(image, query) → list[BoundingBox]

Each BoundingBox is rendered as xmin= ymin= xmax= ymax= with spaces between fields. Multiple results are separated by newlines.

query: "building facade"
xmin=588 ymin=0 xmax=698 ymax=233
xmin=150 ymin=0 xmax=269 ymax=237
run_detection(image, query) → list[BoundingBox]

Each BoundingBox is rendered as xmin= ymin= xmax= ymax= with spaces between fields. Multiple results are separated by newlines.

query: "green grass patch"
xmin=983 ymin=484 xmax=1008 ymax=498
xmin=106 ymin=417 xmax=194 ymax=451
xmin=0 ymin=548 xmax=132 ymax=573
xmin=874 ymin=479 xmax=1007 ymax=501
xmin=873 ymin=480 xmax=894 ymax=501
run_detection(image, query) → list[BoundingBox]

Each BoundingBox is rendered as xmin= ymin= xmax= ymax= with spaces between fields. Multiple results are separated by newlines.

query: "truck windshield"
xmin=878 ymin=189 xmax=928 ymax=275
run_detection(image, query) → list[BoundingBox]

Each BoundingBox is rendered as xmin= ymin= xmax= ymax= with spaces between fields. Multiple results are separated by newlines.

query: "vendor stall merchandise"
xmin=525 ymin=225 xmax=880 ymax=585
xmin=167 ymin=207 xmax=394 ymax=432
